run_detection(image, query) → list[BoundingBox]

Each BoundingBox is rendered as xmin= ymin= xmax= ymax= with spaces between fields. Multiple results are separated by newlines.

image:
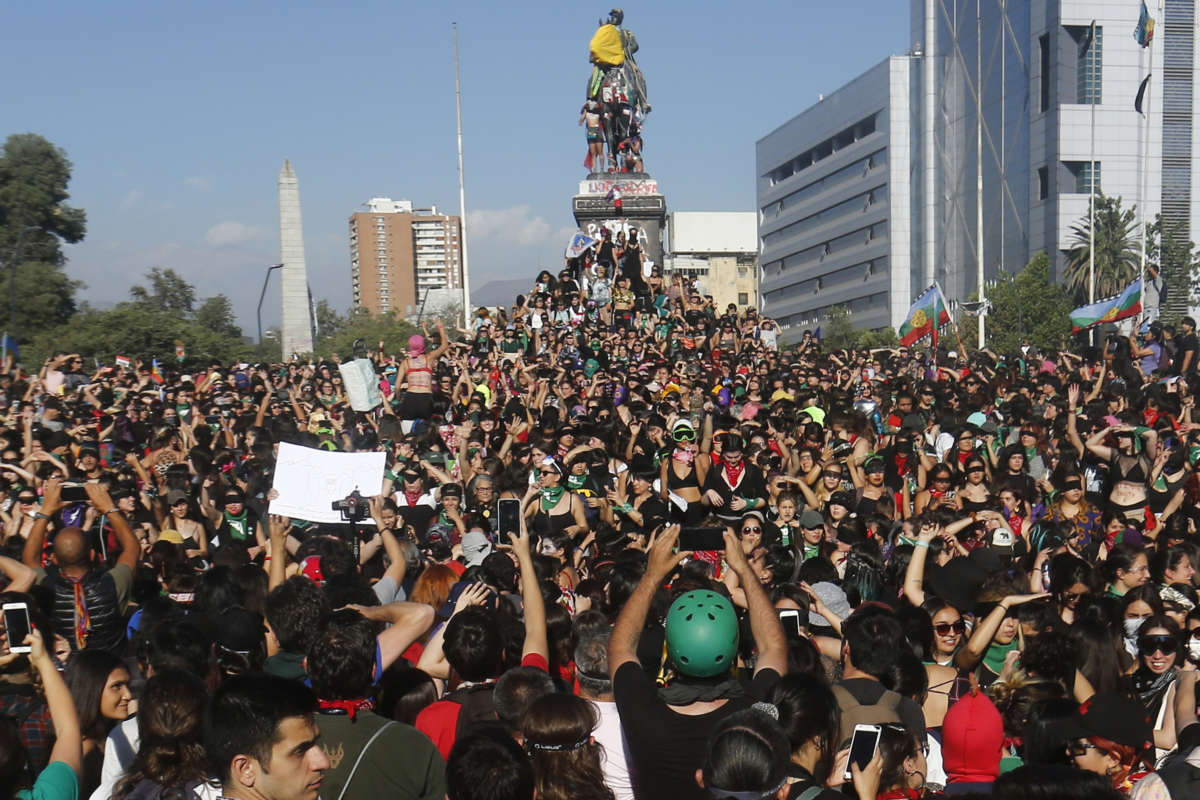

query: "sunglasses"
xmin=1139 ymin=635 xmax=1178 ymax=656
xmin=539 ymin=470 xmax=558 ymax=476
xmin=741 ymin=526 xmax=762 ymax=534
xmin=1067 ymin=741 xmax=1107 ymax=757
xmin=933 ymin=620 xmax=966 ymax=636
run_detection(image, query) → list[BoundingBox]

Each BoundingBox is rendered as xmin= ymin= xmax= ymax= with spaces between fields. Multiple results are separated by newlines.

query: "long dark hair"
xmin=64 ymin=649 xmax=127 ymax=741
xmin=113 ymin=670 xmax=211 ymax=800
xmin=520 ymin=694 xmax=612 ymax=800
xmin=769 ymin=674 xmax=840 ymax=783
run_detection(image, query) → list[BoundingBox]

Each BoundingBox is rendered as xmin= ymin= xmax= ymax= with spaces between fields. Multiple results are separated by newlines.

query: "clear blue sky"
xmin=3 ymin=0 xmax=910 ymax=330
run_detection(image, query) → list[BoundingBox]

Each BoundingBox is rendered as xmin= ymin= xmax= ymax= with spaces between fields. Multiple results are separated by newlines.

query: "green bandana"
xmin=540 ymin=486 xmax=566 ymax=511
xmin=982 ymin=636 xmax=1020 ymax=678
xmin=567 ymin=472 xmax=588 ymax=490
xmin=224 ymin=510 xmax=249 ymax=541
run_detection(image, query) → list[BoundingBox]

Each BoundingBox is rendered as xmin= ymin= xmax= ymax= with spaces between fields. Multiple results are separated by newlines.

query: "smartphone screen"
xmin=3 ymin=604 xmax=31 ymax=654
xmin=844 ymin=724 xmax=881 ymax=780
xmin=497 ymin=498 xmax=522 ymax=539
xmin=778 ymin=609 xmax=803 ymax=638
xmin=679 ymin=527 xmax=725 ymax=551
xmin=61 ymin=484 xmax=88 ymax=504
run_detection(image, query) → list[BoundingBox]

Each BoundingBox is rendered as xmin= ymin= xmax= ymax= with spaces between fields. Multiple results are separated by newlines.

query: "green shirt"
xmin=18 ymin=761 xmax=77 ymax=800
xmin=315 ymin=711 xmax=446 ymax=800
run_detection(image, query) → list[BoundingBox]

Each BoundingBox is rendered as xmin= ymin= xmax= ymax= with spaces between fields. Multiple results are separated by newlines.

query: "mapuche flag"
xmin=898 ymin=285 xmax=951 ymax=346
xmin=1069 ymin=279 xmax=1142 ymax=332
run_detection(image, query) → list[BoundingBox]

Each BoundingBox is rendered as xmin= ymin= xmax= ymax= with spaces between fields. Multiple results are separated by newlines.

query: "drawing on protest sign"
xmin=268 ymin=442 xmax=385 ymax=524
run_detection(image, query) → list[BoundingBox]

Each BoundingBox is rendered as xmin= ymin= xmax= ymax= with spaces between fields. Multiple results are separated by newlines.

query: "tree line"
xmin=0 ymin=133 xmax=417 ymax=367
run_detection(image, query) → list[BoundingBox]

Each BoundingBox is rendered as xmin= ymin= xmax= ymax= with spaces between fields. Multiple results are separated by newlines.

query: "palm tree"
xmin=1064 ymin=193 xmax=1140 ymax=300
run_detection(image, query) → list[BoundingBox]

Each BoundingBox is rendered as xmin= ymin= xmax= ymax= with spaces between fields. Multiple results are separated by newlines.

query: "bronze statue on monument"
xmin=583 ymin=8 xmax=649 ymax=175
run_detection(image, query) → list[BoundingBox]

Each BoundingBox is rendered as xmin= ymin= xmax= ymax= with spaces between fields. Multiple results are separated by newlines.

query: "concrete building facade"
xmin=349 ymin=197 xmax=462 ymax=317
xmin=757 ymin=1 xmax=1197 ymax=337
xmin=756 ymin=57 xmax=914 ymax=335
xmin=664 ymin=212 xmax=759 ymax=311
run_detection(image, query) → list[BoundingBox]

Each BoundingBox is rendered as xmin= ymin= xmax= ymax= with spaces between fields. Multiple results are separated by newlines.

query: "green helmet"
xmin=664 ymin=590 xmax=739 ymax=678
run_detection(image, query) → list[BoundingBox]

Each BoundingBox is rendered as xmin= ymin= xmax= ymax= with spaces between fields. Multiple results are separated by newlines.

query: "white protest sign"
xmin=269 ymin=442 xmax=385 ymax=524
xmin=338 ymin=358 xmax=383 ymax=411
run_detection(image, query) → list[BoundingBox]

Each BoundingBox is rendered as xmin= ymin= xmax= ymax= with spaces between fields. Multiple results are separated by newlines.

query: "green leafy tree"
xmin=313 ymin=299 xmax=346 ymax=341
xmin=313 ymin=308 xmax=419 ymax=360
xmin=129 ymin=267 xmax=197 ymax=314
xmin=194 ymin=294 xmax=242 ymax=339
xmin=27 ymin=306 xmax=253 ymax=366
xmin=0 ymin=133 xmax=86 ymax=337
xmin=823 ymin=305 xmax=858 ymax=350
xmin=820 ymin=305 xmax=898 ymax=350
xmin=1148 ymin=214 xmax=1200 ymax=318
xmin=1065 ymin=193 xmax=1141 ymax=300
xmin=980 ymin=252 xmax=1073 ymax=353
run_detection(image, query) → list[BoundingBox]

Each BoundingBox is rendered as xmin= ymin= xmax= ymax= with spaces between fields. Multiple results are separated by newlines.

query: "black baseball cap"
xmin=1054 ymin=692 xmax=1154 ymax=753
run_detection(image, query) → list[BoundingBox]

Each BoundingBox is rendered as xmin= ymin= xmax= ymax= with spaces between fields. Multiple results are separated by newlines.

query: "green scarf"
xmin=982 ymin=636 xmax=1020 ymax=678
xmin=540 ymin=486 xmax=566 ymax=511
xmin=224 ymin=509 xmax=249 ymax=541
xmin=567 ymin=471 xmax=589 ymax=490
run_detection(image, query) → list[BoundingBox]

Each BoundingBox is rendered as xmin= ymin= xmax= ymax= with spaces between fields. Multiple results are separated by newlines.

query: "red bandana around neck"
xmin=317 ymin=698 xmax=374 ymax=720
xmin=723 ymin=460 xmax=745 ymax=487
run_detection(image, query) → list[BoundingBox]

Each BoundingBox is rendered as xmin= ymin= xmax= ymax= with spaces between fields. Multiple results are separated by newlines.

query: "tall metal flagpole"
xmin=1088 ymin=19 xmax=1097 ymax=345
xmin=453 ymin=23 xmax=472 ymax=329
xmin=976 ymin=0 xmax=986 ymax=348
xmin=1137 ymin=6 xmax=1157 ymax=328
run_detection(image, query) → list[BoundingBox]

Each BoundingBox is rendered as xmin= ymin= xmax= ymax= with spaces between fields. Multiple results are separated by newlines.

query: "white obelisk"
xmin=278 ymin=159 xmax=314 ymax=358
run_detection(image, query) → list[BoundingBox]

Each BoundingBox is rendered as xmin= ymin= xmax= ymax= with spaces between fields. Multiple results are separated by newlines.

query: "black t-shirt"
xmin=1174 ymin=332 xmax=1198 ymax=374
xmin=614 ymin=661 xmax=781 ymax=800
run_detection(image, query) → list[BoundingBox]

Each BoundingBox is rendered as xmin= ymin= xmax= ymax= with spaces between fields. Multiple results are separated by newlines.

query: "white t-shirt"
xmin=591 ymin=699 xmax=635 ymax=800
xmin=90 ymin=717 xmax=223 ymax=800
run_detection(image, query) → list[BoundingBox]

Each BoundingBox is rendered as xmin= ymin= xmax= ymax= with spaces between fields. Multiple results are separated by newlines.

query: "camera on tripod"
xmin=331 ymin=489 xmax=369 ymax=523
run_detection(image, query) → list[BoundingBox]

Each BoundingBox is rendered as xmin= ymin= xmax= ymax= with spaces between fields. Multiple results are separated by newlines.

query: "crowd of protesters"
xmin=0 ymin=262 xmax=1200 ymax=800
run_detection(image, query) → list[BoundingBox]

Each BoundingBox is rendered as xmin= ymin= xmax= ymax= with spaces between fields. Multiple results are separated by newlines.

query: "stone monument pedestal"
xmin=572 ymin=173 xmax=667 ymax=266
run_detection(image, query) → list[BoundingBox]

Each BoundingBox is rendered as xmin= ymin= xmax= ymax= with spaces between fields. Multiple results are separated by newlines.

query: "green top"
xmin=17 ymin=761 xmax=77 ymax=800
xmin=315 ymin=711 xmax=445 ymax=800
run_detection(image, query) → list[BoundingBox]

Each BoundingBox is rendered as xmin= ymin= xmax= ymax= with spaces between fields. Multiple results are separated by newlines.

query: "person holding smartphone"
xmin=608 ymin=524 xmax=786 ymax=800
xmin=21 ymin=479 xmax=140 ymax=655
xmin=0 ymin=627 xmax=82 ymax=800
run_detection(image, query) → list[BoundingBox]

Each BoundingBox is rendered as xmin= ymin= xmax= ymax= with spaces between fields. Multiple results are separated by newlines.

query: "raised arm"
xmin=609 ymin=524 xmax=685 ymax=676
xmin=85 ymin=484 xmax=139 ymax=571
xmin=23 ymin=477 xmax=60 ymax=569
xmin=0 ymin=555 xmax=35 ymax=594
xmin=510 ymin=520 xmax=548 ymax=662
xmin=30 ymin=629 xmax=81 ymax=777
xmin=722 ymin=528 xmax=787 ymax=676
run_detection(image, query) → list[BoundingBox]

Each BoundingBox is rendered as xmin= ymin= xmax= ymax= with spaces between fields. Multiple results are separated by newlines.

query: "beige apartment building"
xmin=350 ymin=197 xmax=462 ymax=317
xmin=664 ymin=212 xmax=759 ymax=311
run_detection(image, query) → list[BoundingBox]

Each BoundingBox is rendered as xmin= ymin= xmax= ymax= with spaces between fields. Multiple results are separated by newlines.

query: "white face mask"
xmin=1188 ymin=639 xmax=1200 ymax=663
xmin=1124 ymin=617 xmax=1146 ymax=640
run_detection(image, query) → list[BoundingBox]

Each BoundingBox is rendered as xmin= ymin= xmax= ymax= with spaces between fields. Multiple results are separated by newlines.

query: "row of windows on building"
xmin=762 ymin=220 xmax=889 ymax=278
xmin=764 ymin=257 xmax=889 ymax=305
xmin=765 ymin=113 xmax=879 ymax=186
xmin=776 ymin=291 xmax=889 ymax=330
xmin=761 ymin=148 xmax=888 ymax=223
xmin=761 ymin=184 xmax=888 ymax=248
